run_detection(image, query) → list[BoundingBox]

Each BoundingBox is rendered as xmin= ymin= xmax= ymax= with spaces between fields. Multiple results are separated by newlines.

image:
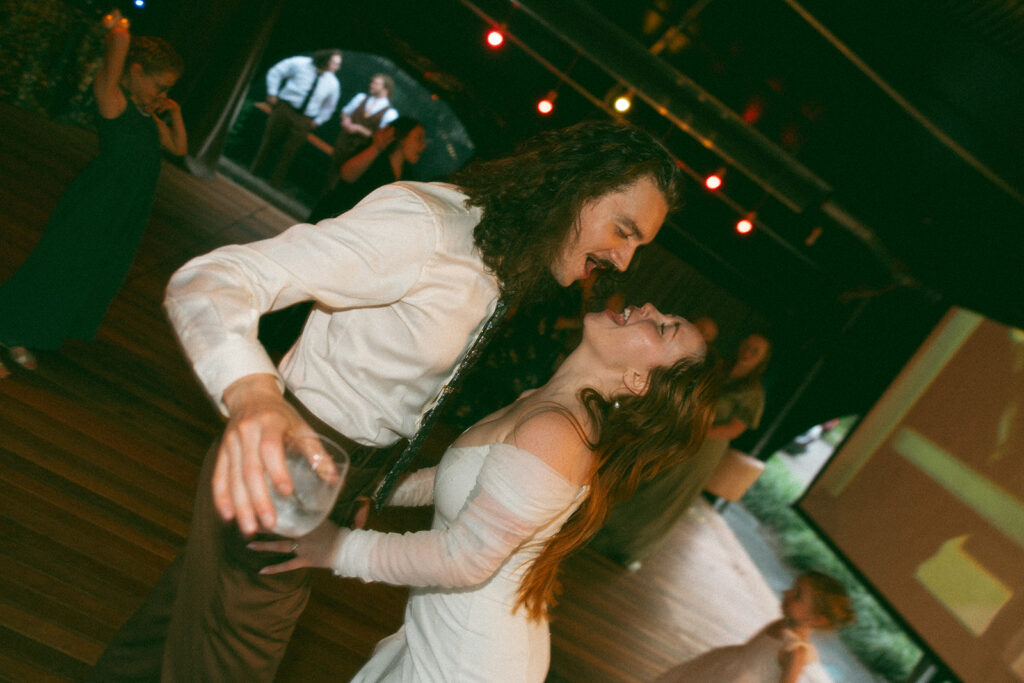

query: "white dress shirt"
xmin=164 ymin=182 xmax=499 ymax=447
xmin=342 ymin=93 xmax=399 ymax=128
xmin=265 ymin=55 xmax=341 ymax=126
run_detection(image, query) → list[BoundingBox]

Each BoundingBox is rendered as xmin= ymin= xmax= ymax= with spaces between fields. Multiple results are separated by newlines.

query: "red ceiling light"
xmin=486 ymin=29 xmax=505 ymax=48
xmin=736 ymin=213 xmax=755 ymax=235
xmin=704 ymin=167 xmax=726 ymax=191
xmin=537 ymin=90 xmax=557 ymax=115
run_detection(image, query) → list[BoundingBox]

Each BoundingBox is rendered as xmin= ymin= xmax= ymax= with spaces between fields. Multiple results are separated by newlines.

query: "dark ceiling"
xmin=272 ymin=0 xmax=1024 ymax=332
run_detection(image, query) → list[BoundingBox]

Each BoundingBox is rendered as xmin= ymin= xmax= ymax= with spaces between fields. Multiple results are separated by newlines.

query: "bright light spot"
xmin=613 ymin=96 xmax=631 ymax=112
xmin=537 ymin=98 xmax=554 ymax=115
xmin=134 ymin=0 xmax=145 ymax=7
xmin=486 ymin=30 xmax=504 ymax=48
xmin=736 ymin=217 xmax=754 ymax=234
xmin=704 ymin=174 xmax=723 ymax=190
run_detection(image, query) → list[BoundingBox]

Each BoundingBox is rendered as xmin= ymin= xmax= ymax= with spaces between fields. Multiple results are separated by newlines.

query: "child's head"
xmin=782 ymin=571 xmax=855 ymax=631
xmin=123 ymin=36 xmax=183 ymax=108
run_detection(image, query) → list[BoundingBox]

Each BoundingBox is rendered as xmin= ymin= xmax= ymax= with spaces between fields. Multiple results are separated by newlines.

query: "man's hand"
xmin=217 ymin=374 xmax=316 ymax=535
xmin=266 ymin=94 xmax=278 ymax=105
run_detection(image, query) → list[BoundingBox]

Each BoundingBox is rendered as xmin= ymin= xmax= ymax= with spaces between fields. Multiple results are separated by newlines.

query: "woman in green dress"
xmin=0 ymin=11 xmax=185 ymax=377
xmin=589 ymin=332 xmax=772 ymax=568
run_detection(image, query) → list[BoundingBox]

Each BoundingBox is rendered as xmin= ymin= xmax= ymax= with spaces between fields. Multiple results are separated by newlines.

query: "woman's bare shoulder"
xmin=508 ymin=407 xmax=593 ymax=486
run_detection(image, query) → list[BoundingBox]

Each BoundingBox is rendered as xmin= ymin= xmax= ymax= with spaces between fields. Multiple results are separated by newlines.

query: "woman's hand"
xmin=371 ymin=126 xmax=395 ymax=151
xmin=248 ymin=519 xmax=348 ymax=574
xmin=150 ymin=96 xmax=179 ymax=116
xmin=216 ymin=374 xmax=318 ymax=535
xmin=102 ymin=10 xmax=130 ymax=31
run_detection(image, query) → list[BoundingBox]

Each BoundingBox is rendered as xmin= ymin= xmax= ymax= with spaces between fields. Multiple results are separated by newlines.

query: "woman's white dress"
xmin=655 ymin=624 xmax=818 ymax=682
xmin=330 ymin=443 xmax=588 ymax=682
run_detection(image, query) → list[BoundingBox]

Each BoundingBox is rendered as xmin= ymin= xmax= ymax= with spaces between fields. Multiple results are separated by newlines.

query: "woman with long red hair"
xmin=251 ymin=302 xmax=721 ymax=681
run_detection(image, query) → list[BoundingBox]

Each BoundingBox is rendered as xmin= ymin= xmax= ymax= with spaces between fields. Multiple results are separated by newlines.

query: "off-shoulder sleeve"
xmin=385 ymin=467 xmax=437 ymax=507
xmin=330 ymin=443 xmax=584 ymax=588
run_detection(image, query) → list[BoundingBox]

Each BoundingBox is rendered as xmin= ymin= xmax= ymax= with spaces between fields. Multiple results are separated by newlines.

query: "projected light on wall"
xmin=800 ymin=307 xmax=1024 ymax=683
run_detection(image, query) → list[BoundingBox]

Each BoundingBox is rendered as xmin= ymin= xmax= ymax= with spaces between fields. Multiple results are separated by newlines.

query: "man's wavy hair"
xmin=311 ymin=49 xmax=342 ymax=70
xmin=452 ymin=120 xmax=681 ymax=301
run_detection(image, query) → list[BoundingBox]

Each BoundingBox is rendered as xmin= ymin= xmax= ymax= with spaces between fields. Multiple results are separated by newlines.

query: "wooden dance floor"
xmin=0 ymin=102 xmax=788 ymax=682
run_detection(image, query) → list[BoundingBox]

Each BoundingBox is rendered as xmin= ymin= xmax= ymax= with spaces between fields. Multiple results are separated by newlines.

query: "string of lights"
xmin=458 ymin=0 xmax=827 ymax=265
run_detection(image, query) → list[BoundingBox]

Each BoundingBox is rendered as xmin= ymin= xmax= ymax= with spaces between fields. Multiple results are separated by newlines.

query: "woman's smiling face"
xmin=583 ymin=302 xmax=706 ymax=387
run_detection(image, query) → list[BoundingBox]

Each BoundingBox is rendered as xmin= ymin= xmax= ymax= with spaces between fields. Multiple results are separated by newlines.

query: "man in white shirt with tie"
xmin=251 ymin=49 xmax=342 ymax=187
xmin=90 ymin=121 xmax=681 ymax=682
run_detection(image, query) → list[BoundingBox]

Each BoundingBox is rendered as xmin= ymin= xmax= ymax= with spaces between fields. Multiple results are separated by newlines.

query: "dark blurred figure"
xmin=693 ymin=315 xmax=719 ymax=346
xmin=311 ymin=115 xmax=425 ymax=222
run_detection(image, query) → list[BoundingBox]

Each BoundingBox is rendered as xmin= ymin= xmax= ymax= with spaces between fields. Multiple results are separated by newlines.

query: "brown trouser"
xmin=88 ymin=397 xmax=403 ymax=682
xmin=250 ymin=101 xmax=316 ymax=187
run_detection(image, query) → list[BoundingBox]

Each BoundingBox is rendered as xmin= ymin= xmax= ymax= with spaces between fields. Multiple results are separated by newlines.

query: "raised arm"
xmin=93 ymin=12 xmax=131 ymax=120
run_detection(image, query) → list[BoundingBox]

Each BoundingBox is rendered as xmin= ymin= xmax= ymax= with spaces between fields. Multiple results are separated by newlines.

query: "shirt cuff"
xmin=193 ymin=337 xmax=284 ymax=416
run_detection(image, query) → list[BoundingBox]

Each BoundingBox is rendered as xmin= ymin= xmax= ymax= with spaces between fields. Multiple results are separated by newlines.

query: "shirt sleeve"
xmin=330 ymin=444 xmax=583 ymax=588
xmin=342 ymin=93 xmax=366 ymax=116
xmin=314 ymin=78 xmax=340 ymax=127
xmin=163 ymin=184 xmax=437 ymax=414
xmin=266 ymin=56 xmax=298 ymax=97
xmin=380 ymin=108 xmax=399 ymax=127
xmin=384 ymin=467 xmax=437 ymax=507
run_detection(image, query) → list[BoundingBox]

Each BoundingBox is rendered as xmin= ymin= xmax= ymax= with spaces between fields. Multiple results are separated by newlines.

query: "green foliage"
xmin=741 ymin=456 xmax=922 ymax=682
xmin=0 ymin=0 xmax=105 ymax=127
xmin=821 ymin=415 xmax=859 ymax=447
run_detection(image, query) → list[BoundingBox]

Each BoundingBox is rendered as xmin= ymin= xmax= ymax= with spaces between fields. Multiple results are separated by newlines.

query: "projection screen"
xmin=799 ymin=307 xmax=1024 ymax=683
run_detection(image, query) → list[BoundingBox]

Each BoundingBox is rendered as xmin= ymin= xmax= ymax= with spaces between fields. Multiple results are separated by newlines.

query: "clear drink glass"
xmin=265 ymin=433 xmax=349 ymax=537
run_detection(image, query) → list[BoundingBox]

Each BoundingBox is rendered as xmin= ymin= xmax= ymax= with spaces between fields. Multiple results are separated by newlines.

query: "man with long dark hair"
xmin=92 ymin=120 xmax=681 ymax=681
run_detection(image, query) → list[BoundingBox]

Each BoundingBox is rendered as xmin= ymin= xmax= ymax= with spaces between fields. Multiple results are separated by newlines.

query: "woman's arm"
xmin=152 ymin=97 xmax=188 ymax=155
xmin=384 ymin=467 xmax=437 ymax=507
xmin=339 ymin=126 xmax=394 ymax=183
xmin=251 ymin=443 xmax=583 ymax=588
xmin=779 ymin=643 xmax=810 ymax=683
xmin=93 ymin=13 xmax=130 ymax=120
